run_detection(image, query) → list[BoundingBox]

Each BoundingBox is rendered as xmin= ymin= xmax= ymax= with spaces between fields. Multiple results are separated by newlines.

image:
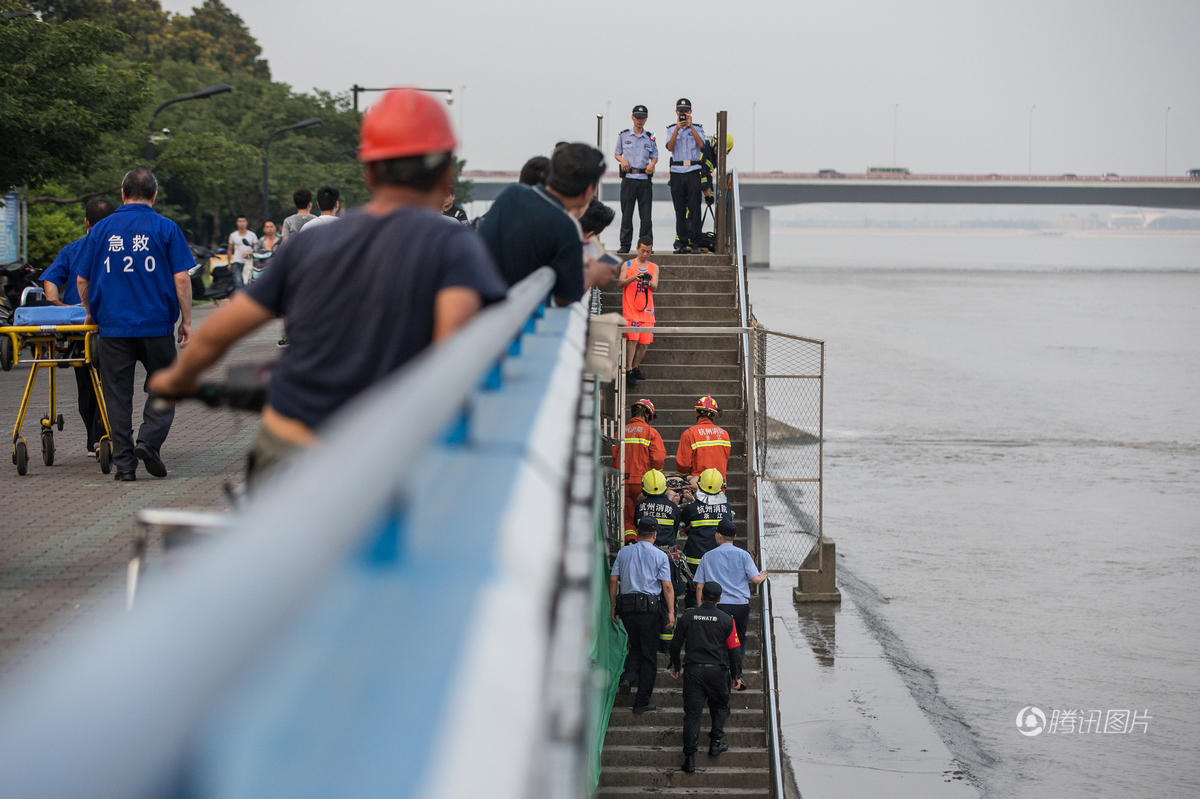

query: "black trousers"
xmin=96 ymin=335 xmax=176 ymax=473
xmin=620 ymin=609 xmax=661 ymax=709
xmin=682 ymin=664 xmax=731 ymax=754
xmin=619 ymin=178 xmax=653 ymax=251
xmin=73 ymin=365 xmax=104 ymax=450
xmin=718 ymin=602 xmax=750 ymax=662
xmin=669 ymin=170 xmax=701 ymax=249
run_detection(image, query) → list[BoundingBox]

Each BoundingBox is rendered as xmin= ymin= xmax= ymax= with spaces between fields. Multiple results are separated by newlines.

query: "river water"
xmin=748 ymin=228 xmax=1200 ymax=799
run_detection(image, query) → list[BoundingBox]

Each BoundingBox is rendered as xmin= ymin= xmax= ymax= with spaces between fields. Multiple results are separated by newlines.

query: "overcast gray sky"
xmin=164 ymin=0 xmax=1197 ymax=176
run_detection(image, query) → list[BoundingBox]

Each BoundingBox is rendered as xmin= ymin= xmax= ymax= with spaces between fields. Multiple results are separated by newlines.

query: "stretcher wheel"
xmin=41 ymin=429 xmax=54 ymax=466
xmin=56 ymin=414 xmax=64 ymax=432
xmin=0 ymin=336 xmax=11 ymax=371
xmin=98 ymin=439 xmax=112 ymax=474
xmin=14 ymin=439 xmax=28 ymax=475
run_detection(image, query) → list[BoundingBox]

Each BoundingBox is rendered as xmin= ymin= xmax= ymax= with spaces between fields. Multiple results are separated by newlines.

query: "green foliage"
xmin=27 ymin=189 xmax=86 ymax=269
xmin=453 ymin=157 xmax=473 ymax=204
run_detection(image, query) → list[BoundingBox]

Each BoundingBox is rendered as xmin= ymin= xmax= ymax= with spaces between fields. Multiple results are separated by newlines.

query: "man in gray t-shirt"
xmin=280 ymin=187 xmax=316 ymax=242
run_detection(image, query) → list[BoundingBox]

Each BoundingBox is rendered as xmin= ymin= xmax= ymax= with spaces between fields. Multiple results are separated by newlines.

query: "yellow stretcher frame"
xmin=0 ymin=323 xmax=113 ymax=475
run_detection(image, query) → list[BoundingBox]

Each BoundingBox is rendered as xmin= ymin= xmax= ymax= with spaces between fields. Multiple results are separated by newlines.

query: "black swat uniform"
xmin=679 ymin=495 xmax=734 ymax=608
xmin=670 ymin=582 xmax=744 ymax=771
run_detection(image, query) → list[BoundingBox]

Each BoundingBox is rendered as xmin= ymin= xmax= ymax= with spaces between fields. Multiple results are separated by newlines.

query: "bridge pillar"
xmin=741 ymin=206 xmax=770 ymax=267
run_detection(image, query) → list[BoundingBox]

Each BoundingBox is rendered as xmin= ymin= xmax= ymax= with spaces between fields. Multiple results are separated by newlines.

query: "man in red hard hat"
xmin=676 ymin=395 xmax=731 ymax=490
xmin=148 ymin=88 xmax=506 ymax=484
xmin=613 ymin=398 xmax=666 ymax=538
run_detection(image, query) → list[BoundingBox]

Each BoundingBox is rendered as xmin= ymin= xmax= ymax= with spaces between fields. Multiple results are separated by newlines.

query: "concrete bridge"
xmin=463 ymin=170 xmax=1200 ymax=265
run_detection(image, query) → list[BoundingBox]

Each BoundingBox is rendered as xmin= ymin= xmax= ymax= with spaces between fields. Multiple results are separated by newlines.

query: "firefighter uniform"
xmin=613 ymin=416 xmax=666 ymax=536
xmin=675 ymin=418 xmax=731 ymax=480
xmin=670 ymin=584 xmax=744 ymax=768
xmin=679 ymin=494 xmax=734 ymax=609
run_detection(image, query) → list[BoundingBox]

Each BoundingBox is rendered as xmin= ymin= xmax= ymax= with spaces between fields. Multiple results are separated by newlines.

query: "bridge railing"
xmin=0 ymin=267 xmax=601 ymax=799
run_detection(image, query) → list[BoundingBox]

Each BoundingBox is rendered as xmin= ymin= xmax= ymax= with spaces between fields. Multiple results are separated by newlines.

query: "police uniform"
xmin=693 ymin=522 xmax=762 ymax=663
xmin=611 ymin=534 xmax=673 ymax=710
xmin=670 ymin=583 xmax=744 ymax=769
xmin=635 ymin=492 xmax=686 ymax=621
xmin=666 ymin=98 xmax=706 ymax=253
xmin=679 ymin=493 xmax=734 ymax=608
xmin=615 ymin=104 xmax=658 ymax=252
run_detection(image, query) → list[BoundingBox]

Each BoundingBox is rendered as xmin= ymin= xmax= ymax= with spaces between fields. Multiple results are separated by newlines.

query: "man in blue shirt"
xmin=614 ymin=104 xmax=658 ymax=253
xmin=77 ymin=168 xmax=193 ymax=481
xmin=693 ymin=518 xmax=768 ymax=666
xmin=610 ymin=516 xmax=676 ymax=712
xmin=665 ymin=98 xmax=706 ymax=253
xmin=40 ymin=198 xmax=114 ymax=456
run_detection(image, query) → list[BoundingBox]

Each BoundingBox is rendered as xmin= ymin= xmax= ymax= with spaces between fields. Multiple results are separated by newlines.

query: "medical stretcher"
xmin=1 ymin=305 xmax=114 ymax=475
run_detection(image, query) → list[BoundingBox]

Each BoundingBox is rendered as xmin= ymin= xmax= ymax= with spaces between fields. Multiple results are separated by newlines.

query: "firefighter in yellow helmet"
xmin=677 ymin=467 xmax=734 ymax=609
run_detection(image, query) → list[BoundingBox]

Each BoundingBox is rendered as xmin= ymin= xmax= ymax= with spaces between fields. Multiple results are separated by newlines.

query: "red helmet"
xmin=358 ymin=88 xmax=457 ymax=163
xmin=632 ymin=398 xmax=656 ymax=421
xmin=695 ymin=395 xmax=719 ymax=415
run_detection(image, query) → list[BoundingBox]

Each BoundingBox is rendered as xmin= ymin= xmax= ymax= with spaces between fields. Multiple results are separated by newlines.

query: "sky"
xmin=162 ymin=0 xmax=1199 ymax=177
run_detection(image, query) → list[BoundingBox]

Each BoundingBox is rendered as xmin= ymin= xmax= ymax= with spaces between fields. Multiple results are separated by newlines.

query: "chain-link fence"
xmin=751 ymin=325 xmax=824 ymax=571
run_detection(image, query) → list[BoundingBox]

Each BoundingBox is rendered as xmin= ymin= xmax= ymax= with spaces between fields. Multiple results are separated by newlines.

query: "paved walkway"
xmin=0 ymin=308 xmax=283 ymax=677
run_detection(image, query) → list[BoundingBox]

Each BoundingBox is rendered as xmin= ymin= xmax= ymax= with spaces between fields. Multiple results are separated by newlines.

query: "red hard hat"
xmin=633 ymin=398 xmax=656 ymax=420
xmin=358 ymin=88 xmax=457 ymax=163
xmin=696 ymin=395 xmax=719 ymax=414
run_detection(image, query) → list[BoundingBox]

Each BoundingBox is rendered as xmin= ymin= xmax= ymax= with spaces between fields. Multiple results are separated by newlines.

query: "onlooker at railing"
xmin=669 ymin=580 xmax=744 ymax=773
xmin=147 ymin=88 xmax=506 ymax=486
xmin=617 ymin=238 xmax=658 ymax=383
xmin=39 ymin=196 xmax=115 ymax=457
xmin=517 ymin=156 xmax=549 ymax=186
xmin=613 ymin=104 xmax=657 ymax=253
xmin=280 ymin=188 xmax=315 ymax=242
xmin=610 ymin=516 xmax=675 ymax=714
xmin=478 ymin=142 xmax=607 ymax=306
xmin=613 ymin=399 xmax=665 ymax=538
xmin=693 ymin=518 xmax=767 ymax=669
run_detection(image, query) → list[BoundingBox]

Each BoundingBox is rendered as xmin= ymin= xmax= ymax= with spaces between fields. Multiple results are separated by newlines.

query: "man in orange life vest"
xmin=675 ymin=395 xmax=732 ymax=490
xmin=618 ymin=238 xmax=658 ymax=383
xmin=613 ymin=398 xmax=666 ymax=540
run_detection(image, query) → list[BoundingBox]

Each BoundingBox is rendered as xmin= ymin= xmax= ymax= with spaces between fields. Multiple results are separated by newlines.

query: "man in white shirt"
xmin=300 ymin=185 xmax=341 ymax=233
xmin=227 ymin=216 xmax=258 ymax=288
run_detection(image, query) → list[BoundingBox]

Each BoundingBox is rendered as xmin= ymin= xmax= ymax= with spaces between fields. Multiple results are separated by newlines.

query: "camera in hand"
xmin=636 ymin=272 xmax=652 ymax=283
xmin=678 ymin=113 xmax=687 ymax=123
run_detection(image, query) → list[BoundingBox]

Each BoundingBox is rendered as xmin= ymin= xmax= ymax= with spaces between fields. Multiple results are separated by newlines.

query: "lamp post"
xmin=145 ymin=83 xmax=232 ymax=161
xmin=262 ymin=118 xmax=322 ymax=222
xmin=1164 ymin=106 xmax=1171 ymax=177
xmin=752 ymin=101 xmax=757 ymax=173
xmin=892 ymin=103 xmax=899 ymax=167
xmin=1027 ymin=104 xmax=1036 ymax=177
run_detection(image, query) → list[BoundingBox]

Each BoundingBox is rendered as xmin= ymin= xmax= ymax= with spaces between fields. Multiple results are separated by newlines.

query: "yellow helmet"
xmin=641 ymin=468 xmax=667 ymax=495
xmin=697 ymin=468 xmax=724 ymax=495
xmin=706 ymin=133 xmax=734 ymax=154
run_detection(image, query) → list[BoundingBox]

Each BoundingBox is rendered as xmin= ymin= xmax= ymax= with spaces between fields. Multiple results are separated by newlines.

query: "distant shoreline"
xmin=772 ymin=226 xmax=1200 ymax=238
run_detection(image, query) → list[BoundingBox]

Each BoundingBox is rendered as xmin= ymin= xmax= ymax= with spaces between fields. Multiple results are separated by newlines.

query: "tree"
xmin=0 ymin=5 xmax=150 ymax=190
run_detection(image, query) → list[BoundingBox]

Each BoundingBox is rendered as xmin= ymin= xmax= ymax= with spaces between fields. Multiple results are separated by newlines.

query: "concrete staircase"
xmin=595 ymin=252 xmax=771 ymax=797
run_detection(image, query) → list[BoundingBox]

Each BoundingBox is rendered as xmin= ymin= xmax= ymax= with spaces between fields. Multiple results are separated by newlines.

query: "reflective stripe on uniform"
xmin=684 ymin=555 xmax=702 ymax=565
xmin=659 ymin=631 xmax=674 ymax=641
xmin=624 ymin=437 xmax=652 ymax=446
xmin=656 ymin=517 xmax=674 ymax=525
xmin=690 ymin=519 xmax=720 ymax=527
xmin=690 ymin=439 xmax=731 ymax=449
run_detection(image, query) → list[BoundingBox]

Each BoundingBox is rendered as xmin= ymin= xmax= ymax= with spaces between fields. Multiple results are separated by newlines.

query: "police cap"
xmin=637 ymin=516 xmax=659 ymax=533
xmin=631 ymin=104 xmax=648 ymax=119
xmin=701 ymin=581 xmax=723 ymax=601
xmin=675 ymin=98 xmax=692 ymax=111
xmin=716 ymin=518 xmax=737 ymax=538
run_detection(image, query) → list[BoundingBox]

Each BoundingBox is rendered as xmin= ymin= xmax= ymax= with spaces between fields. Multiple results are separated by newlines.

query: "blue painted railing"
xmin=0 ymin=266 xmax=599 ymax=799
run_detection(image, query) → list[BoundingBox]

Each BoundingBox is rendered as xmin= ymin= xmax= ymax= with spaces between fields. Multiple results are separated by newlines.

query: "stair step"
xmin=598 ymin=765 xmax=771 ymax=790
xmin=595 ymin=787 xmax=768 ymax=798
xmin=602 ymin=745 xmax=768 ymax=769
xmin=601 ymin=291 xmax=736 ymax=309
xmin=646 ymin=335 xmax=740 ymax=351
xmin=604 ymin=725 xmax=766 ymax=748
xmin=611 ymin=687 xmax=763 ymax=710
xmin=653 ymin=308 xmax=741 ymax=324
xmin=651 ymin=254 xmax=734 ymax=267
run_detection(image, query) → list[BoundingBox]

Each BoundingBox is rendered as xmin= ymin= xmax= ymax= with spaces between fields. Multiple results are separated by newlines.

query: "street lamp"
xmin=145 ymin=83 xmax=233 ymax=160
xmin=892 ymin=103 xmax=899 ymax=167
xmin=752 ymin=101 xmax=757 ymax=173
xmin=1027 ymin=105 xmax=1037 ymax=177
xmin=1164 ymin=106 xmax=1171 ymax=177
xmin=262 ymin=117 xmax=322 ymax=222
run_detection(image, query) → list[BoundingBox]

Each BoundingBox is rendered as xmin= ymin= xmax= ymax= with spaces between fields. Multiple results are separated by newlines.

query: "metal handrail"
xmin=0 ymin=267 xmax=557 ymax=799
xmin=732 ymin=170 xmax=786 ymax=799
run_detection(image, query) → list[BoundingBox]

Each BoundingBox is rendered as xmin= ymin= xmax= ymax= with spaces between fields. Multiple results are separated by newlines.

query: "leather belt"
xmin=625 ymin=167 xmax=646 ymax=174
xmin=671 ymin=159 xmax=696 ymax=166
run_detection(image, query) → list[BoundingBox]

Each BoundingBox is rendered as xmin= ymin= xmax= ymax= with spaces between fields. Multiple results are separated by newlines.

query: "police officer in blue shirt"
xmin=665 ymin=98 xmax=706 ymax=253
xmin=610 ymin=516 xmax=677 ymax=712
xmin=40 ymin=198 xmax=114 ymax=456
xmin=77 ymin=168 xmax=194 ymax=481
xmin=614 ymin=104 xmax=658 ymax=253
xmin=693 ymin=518 xmax=768 ymax=667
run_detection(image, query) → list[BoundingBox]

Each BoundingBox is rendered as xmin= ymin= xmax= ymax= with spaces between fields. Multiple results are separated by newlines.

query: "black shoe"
xmin=133 ymin=442 xmax=166 ymax=478
xmin=708 ymin=740 xmax=729 ymax=757
xmin=114 ymin=470 xmax=136 ymax=482
xmin=631 ymin=367 xmax=645 ymax=381
xmin=681 ymin=753 xmax=695 ymax=773
xmin=632 ymin=703 xmax=656 ymax=714
xmin=674 ymin=246 xmax=689 ymax=254
xmin=618 ymin=675 xmax=632 ymax=689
